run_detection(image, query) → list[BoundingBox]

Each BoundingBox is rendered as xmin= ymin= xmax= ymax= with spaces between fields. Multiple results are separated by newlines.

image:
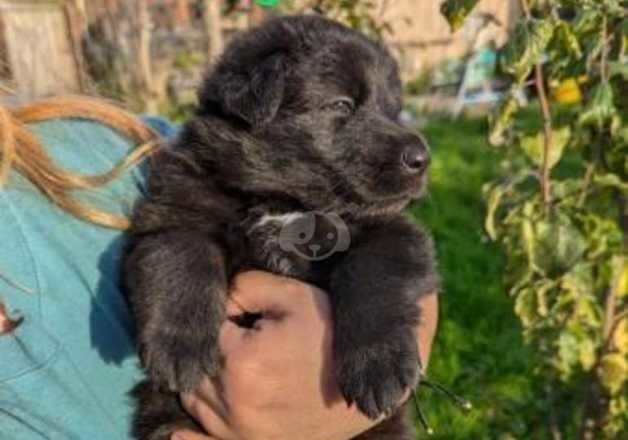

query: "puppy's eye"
xmin=326 ymin=98 xmax=355 ymax=116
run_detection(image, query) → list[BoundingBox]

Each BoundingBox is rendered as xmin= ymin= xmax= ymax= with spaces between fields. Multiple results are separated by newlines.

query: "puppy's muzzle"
xmin=401 ymin=138 xmax=430 ymax=174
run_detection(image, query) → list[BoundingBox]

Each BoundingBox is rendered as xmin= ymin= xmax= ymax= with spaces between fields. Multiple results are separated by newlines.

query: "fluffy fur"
xmin=124 ymin=14 xmax=439 ymax=440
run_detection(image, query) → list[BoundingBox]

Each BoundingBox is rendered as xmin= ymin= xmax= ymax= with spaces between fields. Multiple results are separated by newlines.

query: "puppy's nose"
xmin=401 ymin=143 xmax=430 ymax=174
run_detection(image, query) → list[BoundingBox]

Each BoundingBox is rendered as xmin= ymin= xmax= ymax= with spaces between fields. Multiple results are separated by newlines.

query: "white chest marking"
xmin=254 ymin=212 xmax=306 ymax=229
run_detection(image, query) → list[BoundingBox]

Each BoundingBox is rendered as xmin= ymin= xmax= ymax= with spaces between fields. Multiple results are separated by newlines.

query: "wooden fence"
xmin=287 ymin=0 xmax=520 ymax=78
xmin=377 ymin=0 xmax=520 ymax=78
xmin=0 ymin=0 xmax=521 ymax=104
xmin=0 ymin=1 xmax=84 ymax=104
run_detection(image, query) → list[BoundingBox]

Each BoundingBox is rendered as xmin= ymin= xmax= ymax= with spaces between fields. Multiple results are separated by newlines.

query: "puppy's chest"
xmin=237 ymin=209 xmax=356 ymax=284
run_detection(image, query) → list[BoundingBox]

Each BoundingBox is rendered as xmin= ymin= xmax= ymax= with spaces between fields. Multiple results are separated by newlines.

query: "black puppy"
xmin=124 ymin=14 xmax=438 ymax=440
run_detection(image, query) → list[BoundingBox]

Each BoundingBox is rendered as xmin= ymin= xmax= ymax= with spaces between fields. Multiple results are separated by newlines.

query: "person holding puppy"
xmin=0 ymin=97 xmax=438 ymax=440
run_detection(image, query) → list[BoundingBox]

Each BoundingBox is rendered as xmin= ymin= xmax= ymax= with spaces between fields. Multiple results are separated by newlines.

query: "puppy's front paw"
xmin=140 ymin=321 xmax=221 ymax=392
xmin=335 ymin=333 xmax=419 ymax=419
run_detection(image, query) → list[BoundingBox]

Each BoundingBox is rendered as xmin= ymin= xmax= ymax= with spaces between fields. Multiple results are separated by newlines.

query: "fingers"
xmin=0 ymin=302 xmax=21 ymax=334
xmin=225 ymin=272 xmax=437 ymax=382
xmin=171 ymin=430 xmax=218 ymax=440
xmin=226 ymin=271 xmax=437 ymax=375
xmin=228 ymin=271 xmax=294 ymax=312
xmin=180 ymin=377 xmax=235 ymax=440
xmin=416 ymin=292 xmax=439 ymax=371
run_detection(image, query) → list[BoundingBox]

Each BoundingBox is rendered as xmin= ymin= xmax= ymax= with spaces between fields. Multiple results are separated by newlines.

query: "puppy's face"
xmin=198 ymin=15 xmax=430 ymax=217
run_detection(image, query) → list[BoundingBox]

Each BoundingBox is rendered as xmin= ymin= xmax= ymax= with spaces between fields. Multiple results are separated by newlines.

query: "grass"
xmin=408 ymin=115 xmax=540 ymax=439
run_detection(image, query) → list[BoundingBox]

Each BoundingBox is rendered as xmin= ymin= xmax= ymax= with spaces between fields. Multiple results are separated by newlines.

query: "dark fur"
xmin=124 ymin=15 xmax=438 ymax=440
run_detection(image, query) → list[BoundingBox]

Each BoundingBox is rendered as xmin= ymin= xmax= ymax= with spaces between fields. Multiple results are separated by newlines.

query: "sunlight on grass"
xmin=408 ymin=115 xmax=538 ymax=439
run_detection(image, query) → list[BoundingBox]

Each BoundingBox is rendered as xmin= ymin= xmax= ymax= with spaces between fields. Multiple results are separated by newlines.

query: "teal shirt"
xmin=0 ymin=119 xmax=164 ymax=439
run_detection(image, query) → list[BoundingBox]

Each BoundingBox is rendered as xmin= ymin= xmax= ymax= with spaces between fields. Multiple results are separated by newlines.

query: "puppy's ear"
xmin=199 ymin=52 xmax=286 ymax=127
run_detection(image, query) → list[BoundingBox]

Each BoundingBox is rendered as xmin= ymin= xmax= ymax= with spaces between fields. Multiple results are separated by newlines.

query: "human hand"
xmin=173 ymin=271 xmax=438 ymax=440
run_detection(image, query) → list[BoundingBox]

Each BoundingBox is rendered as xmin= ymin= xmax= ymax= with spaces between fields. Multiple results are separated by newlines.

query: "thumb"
xmin=171 ymin=429 xmax=219 ymax=440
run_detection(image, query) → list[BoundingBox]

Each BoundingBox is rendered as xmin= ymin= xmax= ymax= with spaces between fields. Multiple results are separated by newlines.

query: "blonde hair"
xmin=0 ymin=96 xmax=159 ymax=229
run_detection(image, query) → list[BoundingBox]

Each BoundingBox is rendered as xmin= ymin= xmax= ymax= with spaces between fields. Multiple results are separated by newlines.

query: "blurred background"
xmin=0 ymin=0 xmax=518 ymax=113
xmin=0 ymin=1 xmax=625 ymax=439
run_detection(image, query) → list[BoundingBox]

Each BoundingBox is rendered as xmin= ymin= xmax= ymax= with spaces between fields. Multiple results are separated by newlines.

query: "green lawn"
xmin=408 ymin=115 xmax=539 ymax=439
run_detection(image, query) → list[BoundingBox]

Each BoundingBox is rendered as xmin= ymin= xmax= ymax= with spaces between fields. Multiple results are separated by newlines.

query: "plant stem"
xmin=581 ymin=255 xmax=624 ymax=439
xmin=600 ymin=14 xmax=609 ymax=83
xmin=602 ymin=256 xmax=622 ymax=343
xmin=520 ymin=0 xmax=553 ymax=213
xmin=581 ymin=156 xmax=626 ymax=440
xmin=536 ymin=63 xmax=553 ymax=213
xmin=546 ymin=385 xmax=563 ymax=440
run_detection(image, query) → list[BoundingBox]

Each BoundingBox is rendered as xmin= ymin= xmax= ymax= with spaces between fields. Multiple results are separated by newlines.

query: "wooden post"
xmin=204 ymin=0 xmax=224 ymax=61
xmin=136 ymin=0 xmax=157 ymax=112
xmin=105 ymin=0 xmax=120 ymax=16
xmin=63 ymin=1 xmax=89 ymax=93
xmin=73 ymin=0 xmax=87 ymax=26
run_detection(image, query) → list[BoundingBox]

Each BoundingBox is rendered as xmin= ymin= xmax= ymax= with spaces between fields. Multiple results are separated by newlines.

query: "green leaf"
xmin=515 ymin=287 xmax=538 ymax=328
xmin=579 ymin=337 xmax=597 ymax=371
xmin=520 ymin=127 xmax=571 ymax=170
xmin=484 ymin=184 xmax=505 ymax=240
xmin=609 ymin=61 xmax=628 ymax=80
xmin=556 ymin=320 xmax=600 ymax=379
xmin=579 ymin=83 xmax=617 ymax=127
xmin=556 ymin=330 xmax=581 ymax=380
xmin=606 ymin=395 xmax=628 ymax=437
xmin=602 ymin=0 xmax=626 ymax=15
xmin=440 ymin=0 xmax=479 ymax=32
xmin=501 ymin=18 xmax=555 ymax=82
xmin=598 ymin=353 xmax=628 ymax=395
xmin=526 ymin=214 xmax=587 ymax=277
xmin=609 ymin=395 xmax=627 ymax=418
xmin=554 ymin=22 xmax=583 ymax=59
xmin=573 ymin=295 xmax=602 ymax=329
xmin=489 ymin=94 xmax=519 ymax=147
xmin=613 ymin=318 xmax=628 ymax=353
xmin=535 ymin=280 xmax=555 ymax=318
xmin=561 ymin=264 xmax=595 ymax=302
xmin=612 ymin=256 xmax=628 ymax=300
xmin=594 ymin=173 xmax=628 ymax=192
xmin=572 ymin=8 xmax=601 ymax=37
xmin=580 ymin=213 xmax=623 ymax=260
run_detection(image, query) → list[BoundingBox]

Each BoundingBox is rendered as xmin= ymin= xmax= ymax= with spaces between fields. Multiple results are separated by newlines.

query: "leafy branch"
xmin=444 ymin=0 xmax=628 ymax=438
xmin=521 ymin=0 xmax=554 ymax=212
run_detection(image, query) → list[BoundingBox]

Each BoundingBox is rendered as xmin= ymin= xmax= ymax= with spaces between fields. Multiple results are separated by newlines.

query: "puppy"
xmin=124 ymin=14 xmax=438 ymax=440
